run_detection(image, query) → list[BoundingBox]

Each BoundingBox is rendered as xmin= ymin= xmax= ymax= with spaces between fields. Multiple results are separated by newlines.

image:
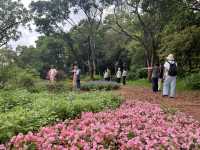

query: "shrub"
xmin=0 ymin=90 xmax=34 ymax=113
xmin=184 ymin=72 xmax=200 ymax=89
xmin=82 ymin=75 xmax=102 ymax=81
xmin=128 ymin=66 xmax=147 ymax=80
xmin=56 ymin=70 xmax=66 ymax=81
xmin=0 ymin=90 xmax=122 ymax=143
xmin=0 ymin=67 xmax=13 ymax=89
xmin=81 ymin=81 xmax=120 ymax=91
xmin=46 ymin=82 xmax=69 ymax=93
xmin=20 ymin=76 xmax=34 ymax=87
xmin=0 ymin=65 xmax=40 ymax=91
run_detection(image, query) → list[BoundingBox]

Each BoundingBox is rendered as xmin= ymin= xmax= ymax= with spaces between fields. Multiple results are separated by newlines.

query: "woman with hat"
xmin=163 ymin=54 xmax=177 ymax=98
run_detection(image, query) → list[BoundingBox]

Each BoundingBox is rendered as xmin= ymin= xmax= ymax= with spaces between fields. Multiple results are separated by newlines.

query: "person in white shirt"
xmin=122 ymin=69 xmax=128 ymax=85
xmin=104 ymin=68 xmax=111 ymax=81
xmin=116 ymin=67 xmax=122 ymax=83
xmin=104 ymin=68 xmax=109 ymax=81
xmin=73 ymin=65 xmax=81 ymax=89
xmin=163 ymin=54 xmax=177 ymax=98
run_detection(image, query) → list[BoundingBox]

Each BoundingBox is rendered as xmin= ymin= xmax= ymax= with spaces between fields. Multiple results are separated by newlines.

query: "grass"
xmin=127 ymin=78 xmax=190 ymax=91
xmin=127 ymin=79 xmax=151 ymax=87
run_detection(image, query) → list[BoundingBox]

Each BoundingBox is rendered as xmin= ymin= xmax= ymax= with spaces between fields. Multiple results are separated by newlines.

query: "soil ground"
xmin=118 ymin=86 xmax=200 ymax=121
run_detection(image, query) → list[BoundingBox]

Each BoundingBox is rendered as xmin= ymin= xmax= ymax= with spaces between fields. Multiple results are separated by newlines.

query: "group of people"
xmin=47 ymin=65 xmax=81 ymax=90
xmin=151 ymin=54 xmax=177 ymax=98
xmin=104 ymin=67 xmax=128 ymax=85
xmin=47 ymin=53 xmax=177 ymax=98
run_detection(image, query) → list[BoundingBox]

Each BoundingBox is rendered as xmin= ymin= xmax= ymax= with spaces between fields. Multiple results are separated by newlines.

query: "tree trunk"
xmin=88 ymin=36 xmax=94 ymax=80
xmin=89 ymin=35 xmax=96 ymax=80
xmin=92 ymin=59 xmax=96 ymax=80
xmin=147 ymin=59 xmax=152 ymax=81
xmin=143 ymin=31 xmax=156 ymax=81
xmin=87 ymin=60 xmax=93 ymax=79
xmin=144 ymin=45 xmax=154 ymax=81
xmin=92 ymin=33 xmax=96 ymax=79
xmin=188 ymin=52 xmax=192 ymax=72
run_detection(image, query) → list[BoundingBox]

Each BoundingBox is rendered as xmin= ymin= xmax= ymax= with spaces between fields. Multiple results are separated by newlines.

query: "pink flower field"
xmin=1 ymin=101 xmax=200 ymax=150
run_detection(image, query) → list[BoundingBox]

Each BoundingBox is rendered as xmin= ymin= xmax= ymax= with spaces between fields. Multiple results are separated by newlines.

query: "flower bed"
xmin=81 ymin=81 xmax=120 ymax=91
xmin=2 ymin=101 xmax=200 ymax=150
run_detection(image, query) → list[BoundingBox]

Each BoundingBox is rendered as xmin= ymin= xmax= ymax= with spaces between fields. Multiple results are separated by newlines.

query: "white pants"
xmin=163 ymin=76 xmax=176 ymax=97
xmin=158 ymin=78 xmax=162 ymax=91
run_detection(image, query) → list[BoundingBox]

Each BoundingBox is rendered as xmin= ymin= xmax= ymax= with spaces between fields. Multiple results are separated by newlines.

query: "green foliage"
xmin=161 ymin=104 xmax=177 ymax=115
xmin=19 ymin=75 xmax=35 ymax=89
xmin=37 ymin=36 xmax=70 ymax=70
xmin=56 ymin=70 xmax=67 ymax=81
xmin=0 ymin=65 xmax=40 ymax=92
xmin=0 ymin=90 xmax=122 ymax=143
xmin=81 ymin=81 xmax=120 ymax=91
xmin=0 ymin=67 xmax=12 ymax=89
xmin=160 ymin=26 xmax=200 ymax=74
xmin=184 ymin=72 xmax=200 ymax=90
xmin=125 ymin=40 xmax=147 ymax=80
xmin=127 ymin=131 xmax=136 ymax=139
xmin=2 ymin=0 xmax=199 ymax=83
xmin=16 ymin=46 xmax=43 ymax=71
xmin=0 ymin=90 xmax=34 ymax=113
xmin=128 ymin=79 xmax=151 ymax=87
xmin=47 ymin=82 xmax=69 ymax=93
xmin=0 ymin=0 xmax=29 ymax=47
xmin=82 ymin=75 xmax=102 ymax=81
xmin=128 ymin=67 xmax=147 ymax=80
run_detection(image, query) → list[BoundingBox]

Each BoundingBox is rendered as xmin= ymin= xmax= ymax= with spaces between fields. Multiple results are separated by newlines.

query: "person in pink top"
xmin=48 ymin=66 xmax=58 ymax=83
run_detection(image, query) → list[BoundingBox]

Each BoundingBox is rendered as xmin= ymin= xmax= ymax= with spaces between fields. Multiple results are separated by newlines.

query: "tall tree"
xmin=0 ymin=0 xmax=29 ymax=47
xmin=159 ymin=0 xmax=200 ymax=73
xmin=107 ymin=0 xmax=184 ymax=78
xmin=36 ymin=35 xmax=70 ymax=70
xmin=31 ymin=0 xmax=110 ymax=79
xmin=16 ymin=46 xmax=42 ymax=70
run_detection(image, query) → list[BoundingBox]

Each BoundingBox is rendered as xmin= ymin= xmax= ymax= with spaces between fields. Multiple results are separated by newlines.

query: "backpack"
xmin=168 ymin=61 xmax=177 ymax=76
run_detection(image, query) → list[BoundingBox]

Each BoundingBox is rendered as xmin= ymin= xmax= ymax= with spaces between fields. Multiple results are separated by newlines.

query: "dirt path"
xmin=117 ymin=86 xmax=200 ymax=121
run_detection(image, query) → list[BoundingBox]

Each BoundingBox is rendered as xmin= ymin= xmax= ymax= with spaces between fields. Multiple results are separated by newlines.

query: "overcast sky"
xmin=9 ymin=0 xmax=83 ymax=49
xmin=9 ymin=0 xmax=40 ymax=49
xmin=9 ymin=0 xmax=114 ymax=49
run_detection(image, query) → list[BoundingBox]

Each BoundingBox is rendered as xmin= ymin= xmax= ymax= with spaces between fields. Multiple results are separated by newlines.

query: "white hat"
xmin=166 ymin=54 xmax=174 ymax=61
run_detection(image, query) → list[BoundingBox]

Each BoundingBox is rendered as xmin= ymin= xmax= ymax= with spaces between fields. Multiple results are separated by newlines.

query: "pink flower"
xmin=3 ymin=101 xmax=200 ymax=150
xmin=0 ymin=144 xmax=6 ymax=150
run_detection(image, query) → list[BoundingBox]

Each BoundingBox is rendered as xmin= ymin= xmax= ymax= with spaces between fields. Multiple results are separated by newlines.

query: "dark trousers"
xmin=76 ymin=80 xmax=80 ymax=89
xmin=152 ymin=77 xmax=158 ymax=92
xmin=122 ymin=76 xmax=126 ymax=85
xmin=105 ymin=77 xmax=110 ymax=81
xmin=116 ymin=78 xmax=121 ymax=83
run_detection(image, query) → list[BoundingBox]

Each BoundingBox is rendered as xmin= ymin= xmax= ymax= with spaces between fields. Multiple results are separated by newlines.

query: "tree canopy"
xmin=0 ymin=0 xmax=199 ymax=79
xmin=0 ymin=0 xmax=29 ymax=47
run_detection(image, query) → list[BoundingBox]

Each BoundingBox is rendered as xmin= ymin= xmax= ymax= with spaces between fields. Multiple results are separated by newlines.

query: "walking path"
xmin=118 ymin=86 xmax=200 ymax=121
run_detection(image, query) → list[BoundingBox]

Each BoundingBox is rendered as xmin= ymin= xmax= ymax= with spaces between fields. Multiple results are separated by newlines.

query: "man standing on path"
xmin=163 ymin=54 xmax=177 ymax=98
xmin=116 ymin=67 xmax=122 ymax=83
xmin=158 ymin=62 xmax=164 ymax=91
xmin=151 ymin=64 xmax=159 ymax=92
xmin=122 ymin=69 xmax=128 ymax=85
xmin=75 ymin=65 xmax=81 ymax=90
xmin=104 ymin=68 xmax=110 ymax=81
xmin=72 ymin=65 xmax=77 ymax=89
